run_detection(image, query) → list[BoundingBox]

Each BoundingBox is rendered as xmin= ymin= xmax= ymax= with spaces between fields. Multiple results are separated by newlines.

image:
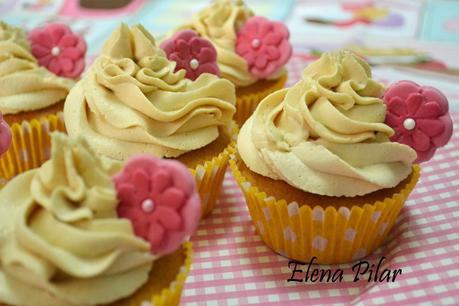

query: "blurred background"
xmin=3 ymin=0 xmax=459 ymax=108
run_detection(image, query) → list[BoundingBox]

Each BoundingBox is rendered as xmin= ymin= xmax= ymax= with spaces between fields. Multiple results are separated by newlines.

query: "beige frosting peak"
xmin=0 ymin=21 xmax=29 ymax=49
xmin=173 ymin=0 xmax=260 ymax=87
xmin=0 ymin=133 xmax=153 ymax=306
xmin=0 ymin=22 xmax=74 ymax=115
xmin=238 ymin=50 xmax=417 ymax=197
xmin=65 ymin=24 xmax=236 ymax=160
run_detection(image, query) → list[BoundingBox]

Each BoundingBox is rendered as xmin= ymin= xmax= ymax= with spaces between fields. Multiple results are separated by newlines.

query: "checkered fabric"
xmin=181 ymin=54 xmax=459 ymax=306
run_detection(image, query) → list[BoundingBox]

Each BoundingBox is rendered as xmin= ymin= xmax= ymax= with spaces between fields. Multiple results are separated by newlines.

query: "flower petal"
xmin=385 ymin=112 xmax=401 ymax=129
xmin=158 ymin=188 xmax=185 ymax=209
xmin=49 ymin=25 xmax=67 ymax=44
xmin=117 ymin=184 xmax=137 ymax=206
xmin=58 ymin=57 xmax=74 ymax=73
xmin=59 ymin=34 xmax=78 ymax=48
xmin=48 ymin=58 xmax=62 ymax=75
xmin=37 ymin=54 xmax=53 ymax=67
xmin=255 ymin=54 xmax=268 ymax=69
xmin=259 ymin=20 xmax=273 ymax=36
xmin=417 ymin=118 xmax=445 ymax=137
xmin=415 ymin=101 xmax=442 ymax=118
xmin=406 ymin=93 xmax=423 ymax=115
xmin=411 ymin=129 xmax=431 ymax=151
xmin=190 ymin=38 xmax=201 ymax=56
xmin=177 ymin=40 xmax=190 ymax=59
xmin=61 ymin=47 xmax=82 ymax=60
xmin=236 ymin=41 xmax=251 ymax=55
xmin=31 ymin=44 xmax=51 ymax=57
xmin=387 ymin=97 xmax=407 ymax=116
xmin=36 ymin=32 xmax=54 ymax=48
xmin=133 ymin=169 xmax=150 ymax=194
xmin=155 ymin=206 xmax=182 ymax=230
xmin=396 ymin=132 xmax=413 ymax=147
xmin=66 ymin=59 xmax=84 ymax=79
xmin=152 ymin=169 xmax=172 ymax=195
xmin=147 ymin=221 xmax=165 ymax=247
xmin=264 ymin=32 xmax=282 ymax=45
xmin=265 ymin=46 xmax=280 ymax=60
xmin=197 ymin=62 xmax=220 ymax=76
xmin=199 ymin=47 xmax=217 ymax=63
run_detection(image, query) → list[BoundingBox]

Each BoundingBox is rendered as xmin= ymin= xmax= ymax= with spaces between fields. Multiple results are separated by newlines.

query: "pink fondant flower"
xmin=113 ymin=155 xmax=201 ymax=256
xmin=28 ymin=23 xmax=86 ymax=79
xmin=383 ymin=80 xmax=453 ymax=163
xmin=236 ymin=16 xmax=292 ymax=79
xmin=0 ymin=112 xmax=11 ymax=156
xmin=160 ymin=30 xmax=220 ymax=81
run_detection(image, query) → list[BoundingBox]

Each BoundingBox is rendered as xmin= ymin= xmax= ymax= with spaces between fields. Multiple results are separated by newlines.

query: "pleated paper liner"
xmin=187 ymin=122 xmax=238 ymax=218
xmin=112 ymin=242 xmax=193 ymax=306
xmin=230 ymin=157 xmax=421 ymax=264
xmin=234 ymin=73 xmax=287 ymax=126
xmin=0 ymin=112 xmax=65 ymax=187
xmin=0 ymin=114 xmax=237 ymax=219
xmin=0 ymin=242 xmax=193 ymax=306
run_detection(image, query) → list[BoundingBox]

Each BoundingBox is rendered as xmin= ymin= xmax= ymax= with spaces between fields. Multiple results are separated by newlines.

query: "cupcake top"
xmin=0 ymin=21 xmax=75 ymax=115
xmin=64 ymin=24 xmax=236 ymax=160
xmin=0 ymin=133 xmax=200 ymax=306
xmin=169 ymin=0 xmax=292 ymax=87
xmin=238 ymin=50 xmax=418 ymax=197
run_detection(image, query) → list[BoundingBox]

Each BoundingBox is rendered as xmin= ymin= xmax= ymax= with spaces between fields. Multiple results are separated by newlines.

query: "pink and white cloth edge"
xmin=182 ymin=55 xmax=459 ymax=306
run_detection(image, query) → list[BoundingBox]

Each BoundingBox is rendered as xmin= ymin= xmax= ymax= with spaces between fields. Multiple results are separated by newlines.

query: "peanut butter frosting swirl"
xmin=0 ymin=133 xmax=153 ymax=306
xmin=0 ymin=22 xmax=74 ymax=115
xmin=173 ymin=0 xmax=261 ymax=87
xmin=238 ymin=51 xmax=417 ymax=197
xmin=65 ymin=24 xmax=236 ymax=160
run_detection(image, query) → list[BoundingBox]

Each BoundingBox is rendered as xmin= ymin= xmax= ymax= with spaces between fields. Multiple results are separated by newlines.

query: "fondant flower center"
xmin=51 ymin=46 xmax=61 ymax=56
xmin=403 ymin=118 xmax=416 ymax=131
xmin=251 ymin=38 xmax=261 ymax=49
xmin=189 ymin=58 xmax=199 ymax=70
xmin=141 ymin=198 xmax=155 ymax=213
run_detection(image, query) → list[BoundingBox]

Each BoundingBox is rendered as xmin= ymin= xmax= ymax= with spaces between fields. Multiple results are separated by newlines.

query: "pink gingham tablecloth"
xmin=181 ymin=54 xmax=459 ymax=306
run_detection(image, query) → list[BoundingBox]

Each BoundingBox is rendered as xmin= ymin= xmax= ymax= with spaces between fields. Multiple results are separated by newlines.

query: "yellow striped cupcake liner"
xmin=116 ymin=242 xmax=193 ymax=306
xmin=230 ymin=158 xmax=421 ymax=264
xmin=0 ymin=112 xmax=65 ymax=187
xmin=190 ymin=122 xmax=238 ymax=218
xmin=0 ymin=113 xmax=237 ymax=220
xmin=234 ymin=73 xmax=287 ymax=126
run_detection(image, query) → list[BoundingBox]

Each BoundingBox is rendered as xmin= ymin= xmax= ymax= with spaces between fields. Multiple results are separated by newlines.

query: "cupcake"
xmin=164 ymin=0 xmax=292 ymax=125
xmin=0 ymin=133 xmax=200 ymax=306
xmin=0 ymin=21 xmax=86 ymax=181
xmin=0 ymin=21 xmax=85 ymax=125
xmin=231 ymin=50 xmax=453 ymax=263
xmin=64 ymin=24 xmax=236 ymax=218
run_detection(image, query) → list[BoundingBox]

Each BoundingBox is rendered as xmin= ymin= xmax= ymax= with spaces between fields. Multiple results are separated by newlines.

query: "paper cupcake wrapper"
xmin=230 ymin=158 xmax=421 ymax=264
xmin=0 ymin=112 xmax=65 ymax=187
xmin=234 ymin=73 xmax=288 ymax=126
xmin=190 ymin=122 xmax=238 ymax=218
xmin=117 ymin=242 xmax=193 ymax=306
xmin=0 ymin=113 xmax=235 ymax=219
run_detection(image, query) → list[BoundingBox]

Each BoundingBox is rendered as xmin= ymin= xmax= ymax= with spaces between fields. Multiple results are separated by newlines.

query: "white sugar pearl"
xmin=190 ymin=58 xmax=199 ymax=70
xmin=51 ymin=46 xmax=61 ymax=56
xmin=141 ymin=199 xmax=155 ymax=213
xmin=403 ymin=118 xmax=416 ymax=130
xmin=251 ymin=38 xmax=261 ymax=49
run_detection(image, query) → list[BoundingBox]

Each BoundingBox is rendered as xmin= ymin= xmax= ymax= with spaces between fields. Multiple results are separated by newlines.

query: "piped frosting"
xmin=238 ymin=51 xmax=417 ymax=197
xmin=64 ymin=24 xmax=236 ymax=160
xmin=0 ymin=22 xmax=74 ymax=115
